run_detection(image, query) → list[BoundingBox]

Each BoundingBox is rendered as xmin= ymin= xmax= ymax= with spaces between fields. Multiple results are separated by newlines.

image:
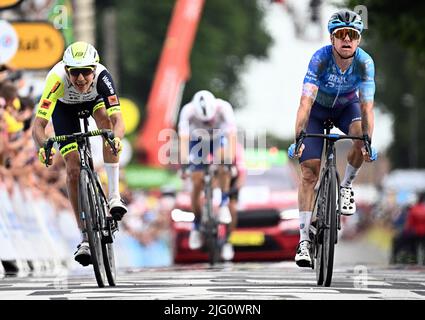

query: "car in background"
xmin=171 ymin=147 xmax=300 ymax=263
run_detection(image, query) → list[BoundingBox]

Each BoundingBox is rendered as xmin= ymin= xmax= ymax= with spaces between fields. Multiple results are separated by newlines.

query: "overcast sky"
xmin=237 ymin=0 xmax=393 ymax=151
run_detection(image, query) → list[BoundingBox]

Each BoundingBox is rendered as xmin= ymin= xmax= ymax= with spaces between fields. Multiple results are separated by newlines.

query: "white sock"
xmin=299 ymin=211 xmax=312 ymax=242
xmin=104 ymin=162 xmax=120 ymax=200
xmin=341 ymin=163 xmax=360 ymax=188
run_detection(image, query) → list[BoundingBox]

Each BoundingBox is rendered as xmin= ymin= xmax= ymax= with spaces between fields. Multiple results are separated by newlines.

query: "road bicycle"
xmin=295 ymin=120 xmax=372 ymax=286
xmin=44 ymin=111 xmax=119 ymax=287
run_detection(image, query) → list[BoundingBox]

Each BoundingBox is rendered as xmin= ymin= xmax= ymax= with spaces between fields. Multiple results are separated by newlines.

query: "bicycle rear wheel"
xmin=79 ymin=169 xmax=107 ymax=288
xmin=322 ymin=166 xmax=338 ymax=287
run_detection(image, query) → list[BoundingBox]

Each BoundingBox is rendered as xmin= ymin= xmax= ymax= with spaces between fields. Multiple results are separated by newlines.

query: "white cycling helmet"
xmin=192 ymin=90 xmax=217 ymax=122
xmin=63 ymin=41 xmax=100 ymax=68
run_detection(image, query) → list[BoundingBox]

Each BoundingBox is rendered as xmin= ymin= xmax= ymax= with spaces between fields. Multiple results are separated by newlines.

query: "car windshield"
xmin=244 ymin=165 xmax=298 ymax=191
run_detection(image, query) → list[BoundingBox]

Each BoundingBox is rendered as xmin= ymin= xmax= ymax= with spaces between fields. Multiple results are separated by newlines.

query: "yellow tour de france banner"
xmin=0 ymin=0 xmax=23 ymax=10
xmin=9 ymin=21 xmax=65 ymax=70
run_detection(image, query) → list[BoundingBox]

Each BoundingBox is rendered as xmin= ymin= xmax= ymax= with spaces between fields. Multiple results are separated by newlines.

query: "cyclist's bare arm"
xmin=225 ymin=131 xmax=237 ymax=164
xmin=360 ymin=100 xmax=374 ymax=137
xmin=295 ymin=83 xmax=318 ymax=138
xmin=32 ymin=117 xmax=49 ymax=148
xmin=359 ymin=100 xmax=375 ymax=161
xmin=179 ymin=134 xmax=190 ymax=165
xmin=109 ymin=112 xmax=125 ymax=140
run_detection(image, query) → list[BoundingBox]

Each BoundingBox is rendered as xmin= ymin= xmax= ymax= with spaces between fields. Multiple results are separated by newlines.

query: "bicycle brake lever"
xmin=102 ymin=130 xmax=118 ymax=156
xmin=43 ymin=139 xmax=54 ymax=167
xmin=363 ymin=134 xmax=372 ymax=157
xmin=295 ymin=131 xmax=306 ymax=155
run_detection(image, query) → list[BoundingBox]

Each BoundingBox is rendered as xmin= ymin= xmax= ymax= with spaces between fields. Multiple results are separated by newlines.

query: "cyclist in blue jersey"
xmin=287 ymin=9 xmax=378 ymax=267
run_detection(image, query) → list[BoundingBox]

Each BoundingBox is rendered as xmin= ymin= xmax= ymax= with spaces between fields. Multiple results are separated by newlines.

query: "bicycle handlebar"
xmin=294 ymin=131 xmax=372 ymax=156
xmin=43 ymin=129 xmax=117 ymax=167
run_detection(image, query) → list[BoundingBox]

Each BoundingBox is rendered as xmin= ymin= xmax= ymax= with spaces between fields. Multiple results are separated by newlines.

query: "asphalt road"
xmin=0 ymin=238 xmax=424 ymax=300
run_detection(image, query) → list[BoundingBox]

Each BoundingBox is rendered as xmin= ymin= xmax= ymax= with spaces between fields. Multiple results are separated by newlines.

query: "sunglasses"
xmin=67 ymin=67 xmax=95 ymax=77
xmin=333 ymin=28 xmax=361 ymax=41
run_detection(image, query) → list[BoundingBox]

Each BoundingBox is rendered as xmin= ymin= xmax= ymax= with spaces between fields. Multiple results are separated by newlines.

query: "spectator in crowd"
xmin=391 ymin=192 xmax=425 ymax=264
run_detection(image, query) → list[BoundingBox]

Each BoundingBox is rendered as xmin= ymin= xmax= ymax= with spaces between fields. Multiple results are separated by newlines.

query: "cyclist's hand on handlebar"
xmin=38 ymin=146 xmax=56 ymax=166
xmin=105 ymin=137 xmax=122 ymax=155
xmin=288 ymin=142 xmax=305 ymax=159
xmin=361 ymin=145 xmax=378 ymax=162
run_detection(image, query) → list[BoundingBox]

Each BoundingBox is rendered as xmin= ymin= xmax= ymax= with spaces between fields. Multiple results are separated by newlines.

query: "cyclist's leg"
xmin=51 ymin=101 xmax=82 ymax=231
xmin=337 ymin=99 xmax=363 ymax=184
xmin=191 ymin=170 xmax=204 ymax=226
xmin=188 ymin=137 xmax=208 ymax=225
xmin=296 ymin=103 xmax=325 ymax=266
xmin=213 ymin=136 xmax=233 ymax=224
xmin=221 ymin=174 xmax=239 ymax=260
xmin=52 ymin=102 xmax=90 ymax=264
xmin=91 ymin=101 xmax=127 ymax=219
xmin=335 ymin=99 xmax=362 ymax=215
xmin=299 ymin=102 xmax=326 ymax=233
xmin=187 ymin=138 xmax=207 ymax=249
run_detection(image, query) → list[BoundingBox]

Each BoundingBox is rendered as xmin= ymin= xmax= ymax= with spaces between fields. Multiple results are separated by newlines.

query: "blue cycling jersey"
xmin=303 ymin=45 xmax=375 ymax=107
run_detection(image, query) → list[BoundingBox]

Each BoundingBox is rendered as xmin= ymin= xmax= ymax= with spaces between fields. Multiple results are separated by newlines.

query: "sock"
xmin=341 ymin=163 xmax=360 ymax=188
xmin=299 ymin=211 xmax=312 ymax=242
xmin=104 ymin=162 xmax=120 ymax=200
xmin=220 ymin=192 xmax=229 ymax=207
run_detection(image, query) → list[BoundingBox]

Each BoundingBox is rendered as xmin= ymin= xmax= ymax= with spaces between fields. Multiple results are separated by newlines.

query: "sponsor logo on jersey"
xmin=47 ymin=81 xmax=61 ymax=99
xmin=102 ymin=74 xmax=114 ymax=94
xmin=41 ymin=99 xmax=52 ymax=109
xmin=108 ymin=95 xmax=119 ymax=106
xmin=37 ymin=110 xmax=48 ymax=117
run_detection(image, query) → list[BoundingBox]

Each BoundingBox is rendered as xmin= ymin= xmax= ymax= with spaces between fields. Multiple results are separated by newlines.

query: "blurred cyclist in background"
xmin=225 ymin=142 xmax=247 ymax=260
xmin=178 ymin=90 xmax=237 ymax=260
xmin=32 ymin=41 xmax=127 ymax=266
xmin=288 ymin=9 xmax=378 ymax=267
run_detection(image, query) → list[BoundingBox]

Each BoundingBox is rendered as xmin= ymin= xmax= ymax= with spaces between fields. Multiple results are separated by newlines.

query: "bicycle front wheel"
xmin=95 ymin=184 xmax=117 ymax=287
xmin=204 ymin=183 xmax=219 ymax=266
xmin=79 ymin=169 xmax=107 ymax=288
xmin=322 ymin=166 xmax=338 ymax=287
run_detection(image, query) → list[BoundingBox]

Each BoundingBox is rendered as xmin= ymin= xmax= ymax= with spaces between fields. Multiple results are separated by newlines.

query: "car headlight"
xmin=171 ymin=209 xmax=195 ymax=222
xmin=279 ymin=208 xmax=299 ymax=220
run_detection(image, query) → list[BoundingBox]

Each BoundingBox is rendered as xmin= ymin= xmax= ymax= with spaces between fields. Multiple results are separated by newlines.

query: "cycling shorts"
xmin=52 ymin=98 xmax=104 ymax=157
xmin=299 ymin=98 xmax=361 ymax=163
xmin=188 ymin=135 xmax=227 ymax=171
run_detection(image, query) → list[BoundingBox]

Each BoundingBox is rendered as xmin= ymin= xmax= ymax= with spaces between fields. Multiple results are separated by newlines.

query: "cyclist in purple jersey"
xmin=287 ymin=9 xmax=378 ymax=267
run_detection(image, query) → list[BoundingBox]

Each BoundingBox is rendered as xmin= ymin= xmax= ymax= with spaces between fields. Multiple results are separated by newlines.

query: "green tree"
xmin=344 ymin=1 xmax=425 ymax=168
xmin=96 ymin=0 xmax=272 ymax=114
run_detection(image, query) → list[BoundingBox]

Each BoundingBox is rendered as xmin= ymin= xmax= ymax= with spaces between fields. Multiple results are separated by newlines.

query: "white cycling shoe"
xmin=108 ymin=196 xmax=128 ymax=221
xmin=221 ymin=242 xmax=234 ymax=261
xmin=295 ymin=240 xmax=312 ymax=268
xmin=74 ymin=241 xmax=91 ymax=267
xmin=188 ymin=229 xmax=203 ymax=250
xmin=340 ymin=186 xmax=356 ymax=216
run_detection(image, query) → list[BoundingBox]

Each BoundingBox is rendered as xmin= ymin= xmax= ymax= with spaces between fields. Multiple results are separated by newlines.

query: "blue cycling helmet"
xmin=327 ymin=9 xmax=364 ymax=34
